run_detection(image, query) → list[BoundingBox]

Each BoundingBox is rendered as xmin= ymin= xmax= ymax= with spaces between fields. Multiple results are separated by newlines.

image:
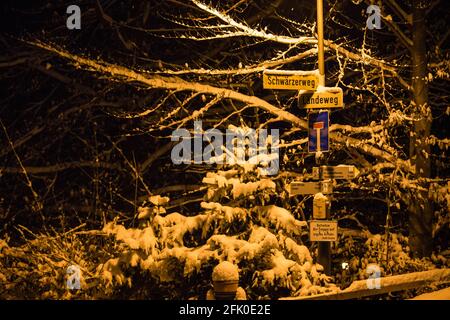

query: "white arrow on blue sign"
xmin=308 ymin=111 xmax=329 ymax=153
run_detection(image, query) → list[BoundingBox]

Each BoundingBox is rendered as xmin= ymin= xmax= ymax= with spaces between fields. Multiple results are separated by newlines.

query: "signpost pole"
xmin=316 ymin=0 xmax=325 ymax=87
xmin=316 ymin=0 xmax=331 ymax=275
xmin=317 ymin=194 xmax=331 ymax=275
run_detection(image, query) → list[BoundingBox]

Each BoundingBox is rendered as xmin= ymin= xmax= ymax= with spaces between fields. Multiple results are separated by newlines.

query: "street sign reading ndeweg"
xmin=308 ymin=111 xmax=329 ymax=153
xmin=263 ymin=69 xmax=319 ymax=90
xmin=298 ymin=86 xmax=344 ymax=108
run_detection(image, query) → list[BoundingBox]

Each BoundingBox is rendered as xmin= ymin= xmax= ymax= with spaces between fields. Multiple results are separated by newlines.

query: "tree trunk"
xmin=408 ymin=0 xmax=432 ymax=258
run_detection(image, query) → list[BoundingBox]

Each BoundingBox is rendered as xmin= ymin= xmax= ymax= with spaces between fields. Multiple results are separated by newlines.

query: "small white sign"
xmin=66 ymin=264 xmax=81 ymax=290
xmin=288 ymin=180 xmax=332 ymax=196
xmin=309 ymin=220 xmax=338 ymax=242
xmin=312 ymin=165 xmax=359 ymax=180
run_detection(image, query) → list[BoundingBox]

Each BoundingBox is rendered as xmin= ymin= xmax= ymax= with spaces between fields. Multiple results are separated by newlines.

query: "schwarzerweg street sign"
xmin=263 ymin=69 xmax=319 ymax=90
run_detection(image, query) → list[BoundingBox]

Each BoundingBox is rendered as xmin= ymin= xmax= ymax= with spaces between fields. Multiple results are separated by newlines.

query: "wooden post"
xmin=317 ymin=184 xmax=331 ymax=275
xmin=316 ymin=0 xmax=325 ymax=87
xmin=315 ymin=0 xmax=331 ymax=275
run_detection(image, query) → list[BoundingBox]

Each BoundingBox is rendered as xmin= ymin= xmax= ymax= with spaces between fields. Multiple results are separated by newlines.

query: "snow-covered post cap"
xmin=212 ymin=261 xmax=239 ymax=281
xmin=149 ymin=195 xmax=169 ymax=206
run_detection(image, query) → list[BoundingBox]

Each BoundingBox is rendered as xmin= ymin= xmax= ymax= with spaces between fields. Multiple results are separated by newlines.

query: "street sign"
xmin=298 ymin=87 xmax=344 ymax=108
xmin=312 ymin=165 xmax=360 ymax=180
xmin=313 ymin=193 xmax=329 ymax=219
xmin=309 ymin=220 xmax=338 ymax=242
xmin=308 ymin=111 xmax=329 ymax=153
xmin=288 ymin=180 xmax=332 ymax=196
xmin=263 ymin=69 xmax=319 ymax=90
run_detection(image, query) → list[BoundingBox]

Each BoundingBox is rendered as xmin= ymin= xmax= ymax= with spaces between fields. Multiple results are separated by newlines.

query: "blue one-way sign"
xmin=308 ymin=111 xmax=329 ymax=153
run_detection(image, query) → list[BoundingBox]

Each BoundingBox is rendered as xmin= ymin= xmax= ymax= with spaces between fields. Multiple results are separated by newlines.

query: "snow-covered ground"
xmin=410 ymin=287 xmax=450 ymax=300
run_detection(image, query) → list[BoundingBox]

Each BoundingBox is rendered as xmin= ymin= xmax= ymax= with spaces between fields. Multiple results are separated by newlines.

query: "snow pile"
xmin=103 ymin=223 xmax=157 ymax=254
xmin=284 ymin=237 xmax=312 ymax=264
xmin=259 ymin=251 xmax=296 ymax=287
xmin=248 ymin=226 xmax=279 ymax=250
xmin=149 ymin=195 xmax=170 ymax=206
xmin=153 ymin=212 xmax=209 ymax=246
xmin=231 ymin=179 xmax=276 ymax=199
xmin=202 ymin=171 xmax=276 ymax=199
xmin=315 ymin=85 xmax=343 ymax=94
xmin=137 ymin=206 xmax=165 ymax=219
xmin=101 ymin=257 xmax=130 ymax=288
xmin=212 ymin=261 xmax=239 ymax=281
xmin=201 ymin=201 xmax=247 ymax=223
xmin=207 ymin=227 xmax=279 ymax=262
xmin=314 ymin=192 xmax=327 ymax=201
xmin=258 ymin=205 xmax=307 ymax=235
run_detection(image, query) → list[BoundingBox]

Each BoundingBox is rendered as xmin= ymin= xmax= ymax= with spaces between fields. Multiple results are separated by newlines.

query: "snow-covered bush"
xmin=98 ymin=166 xmax=339 ymax=299
xmin=0 ymin=232 xmax=113 ymax=299
xmin=333 ymin=232 xmax=436 ymax=290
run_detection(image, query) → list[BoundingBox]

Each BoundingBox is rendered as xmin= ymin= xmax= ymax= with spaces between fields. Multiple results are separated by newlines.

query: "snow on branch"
xmin=149 ymin=48 xmax=318 ymax=76
xmin=29 ymin=41 xmax=405 ymax=170
xmin=188 ymin=1 xmax=396 ymax=73
xmin=191 ymin=0 xmax=315 ymax=45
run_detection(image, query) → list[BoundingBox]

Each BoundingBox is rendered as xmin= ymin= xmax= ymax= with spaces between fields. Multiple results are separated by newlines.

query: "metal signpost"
xmin=314 ymin=0 xmax=332 ymax=275
xmin=268 ymin=0 xmax=359 ymax=276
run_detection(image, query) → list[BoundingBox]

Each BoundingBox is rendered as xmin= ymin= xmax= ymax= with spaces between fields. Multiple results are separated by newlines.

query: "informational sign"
xmin=308 ymin=111 xmax=329 ymax=153
xmin=298 ymin=87 xmax=344 ymax=109
xmin=312 ymin=165 xmax=360 ymax=180
xmin=309 ymin=220 xmax=338 ymax=242
xmin=263 ymin=69 xmax=319 ymax=90
xmin=313 ymin=193 xmax=329 ymax=219
xmin=288 ymin=180 xmax=332 ymax=196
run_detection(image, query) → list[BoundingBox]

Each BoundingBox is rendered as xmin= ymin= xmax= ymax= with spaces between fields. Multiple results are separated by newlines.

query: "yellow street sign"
xmin=298 ymin=86 xmax=344 ymax=108
xmin=263 ymin=69 xmax=319 ymax=90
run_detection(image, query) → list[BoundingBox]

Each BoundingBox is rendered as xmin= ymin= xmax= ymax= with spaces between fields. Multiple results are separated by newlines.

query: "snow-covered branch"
xmin=30 ymin=41 xmax=409 ymax=172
